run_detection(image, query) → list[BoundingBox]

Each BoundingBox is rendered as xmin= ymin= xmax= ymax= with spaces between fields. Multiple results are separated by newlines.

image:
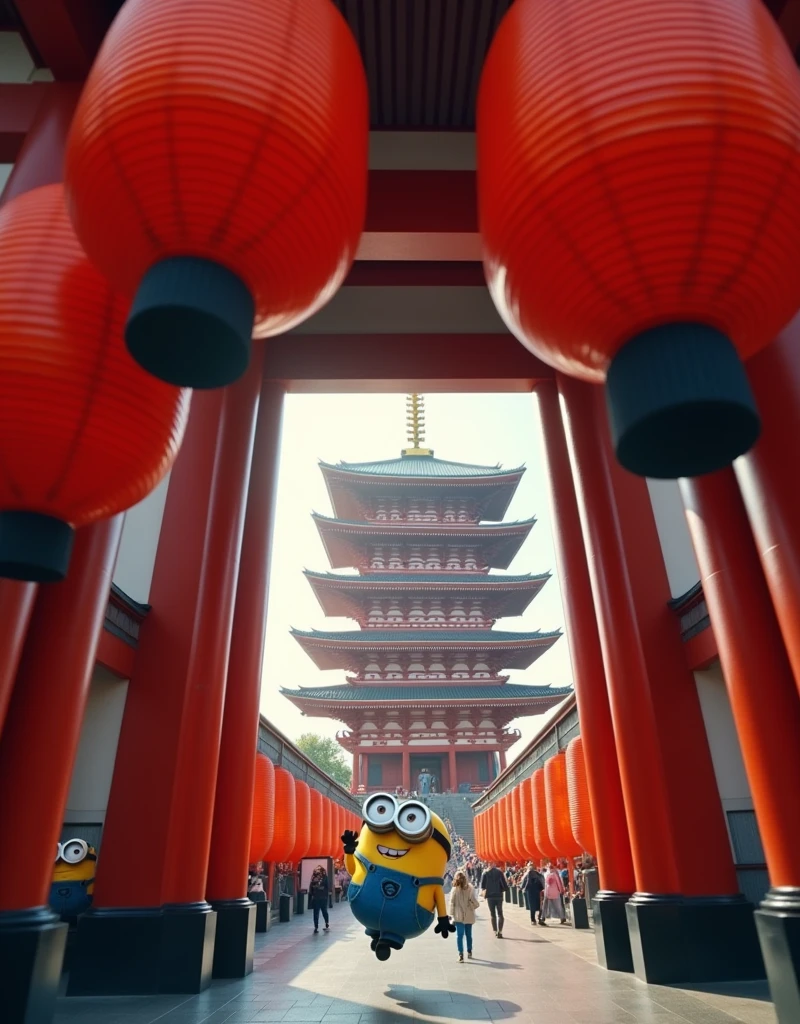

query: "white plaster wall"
xmin=695 ymin=661 xmax=753 ymax=814
xmin=646 ymin=478 xmax=700 ymax=598
xmin=64 ymin=665 xmax=129 ymax=825
xmin=112 ymin=472 xmax=171 ymax=603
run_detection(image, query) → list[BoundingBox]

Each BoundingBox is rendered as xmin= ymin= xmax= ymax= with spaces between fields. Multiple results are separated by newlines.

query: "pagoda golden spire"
xmin=402 ymin=393 xmax=434 ymax=457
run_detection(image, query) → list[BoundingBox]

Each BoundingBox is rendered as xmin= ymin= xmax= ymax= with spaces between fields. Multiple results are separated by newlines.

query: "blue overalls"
xmin=347 ymin=851 xmax=442 ymax=950
xmin=49 ymin=878 xmax=93 ymax=920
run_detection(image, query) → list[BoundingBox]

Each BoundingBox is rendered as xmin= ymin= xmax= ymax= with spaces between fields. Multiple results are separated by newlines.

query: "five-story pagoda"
xmin=282 ymin=396 xmax=570 ymax=794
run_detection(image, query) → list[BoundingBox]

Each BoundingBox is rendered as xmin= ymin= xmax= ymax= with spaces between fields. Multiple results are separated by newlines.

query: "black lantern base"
xmin=210 ymin=899 xmax=255 ymax=979
xmin=0 ymin=906 xmax=67 ymax=1024
xmin=626 ymin=893 xmax=764 ymax=985
xmin=127 ymin=256 xmax=255 ymax=389
xmin=755 ymin=887 xmax=800 ymax=1022
xmin=0 ymin=511 xmax=74 ymax=582
xmin=605 ymin=323 xmax=760 ymax=479
xmin=592 ymin=891 xmax=633 ymax=973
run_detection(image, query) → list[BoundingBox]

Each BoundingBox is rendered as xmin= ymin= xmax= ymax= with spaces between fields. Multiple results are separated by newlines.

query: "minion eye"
xmin=396 ymin=802 xmax=432 ymax=842
xmin=363 ymin=792 xmax=398 ymax=833
xmin=62 ymin=839 xmax=88 ymax=864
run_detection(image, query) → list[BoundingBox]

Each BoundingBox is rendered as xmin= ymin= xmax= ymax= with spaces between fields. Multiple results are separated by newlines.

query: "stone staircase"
xmin=423 ymin=793 xmax=476 ymax=847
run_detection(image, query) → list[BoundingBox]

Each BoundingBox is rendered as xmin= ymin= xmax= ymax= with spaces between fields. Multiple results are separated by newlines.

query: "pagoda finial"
xmin=402 ymin=393 xmax=434 ymax=457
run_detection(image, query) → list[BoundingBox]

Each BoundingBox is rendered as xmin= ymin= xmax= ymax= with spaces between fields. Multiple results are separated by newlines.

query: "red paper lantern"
xmin=248 ymin=754 xmax=275 ymax=864
xmin=510 ymin=786 xmax=526 ymax=863
xmin=566 ymin=738 xmax=597 ymax=856
xmin=499 ymin=795 xmax=513 ymax=862
xmin=65 ymin=0 xmax=368 ymax=389
xmin=288 ymin=779 xmax=311 ymax=865
xmin=267 ymin=767 xmax=296 ymax=864
xmin=478 ymin=0 xmax=800 ymax=479
xmin=322 ymin=798 xmax=333 ymax=858
xmin=334 ymin=805 xmax=345 ymax=856
xmin=0 ymin=184 xmax=189 ymax=582
xmin=519 ymin=777 xmax=540 ymax=861
xmin=308 ymin=789 xmax=324 ymax=857
xmin=489 ymin=804 xmax=500 ymax=863
xmin=532 ymin=769 xmax=559 ymax=862
xmin=545 ymin=753 xmax=581 ymax=858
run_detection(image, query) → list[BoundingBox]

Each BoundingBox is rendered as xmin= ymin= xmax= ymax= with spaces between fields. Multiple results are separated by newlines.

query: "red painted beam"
xmin=262 ymin=333 xmax=552 ymax=393
xmin=684 ymin=625 xmax=718 ymax=672
xmin=0 ymin=82 xmax=49 ymax=162
xmin=365 ymin=171 xmax=476 ymax=233
xmin=96 ymin=627 xmax=136 ymax=680
xmin=344 ymin=262 xmax=485 ymax=287
xmin=13 ymin=0 xmax=112 ymax=80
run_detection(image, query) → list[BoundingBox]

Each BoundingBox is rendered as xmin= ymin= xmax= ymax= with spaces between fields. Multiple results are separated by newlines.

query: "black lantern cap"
xmin=126 ymin=256 xmax=255 ymax=389
xmin=0 ymin=511 xmax=74 ymax=582
xmin=605 ymin=323 xmax=761 ymax=479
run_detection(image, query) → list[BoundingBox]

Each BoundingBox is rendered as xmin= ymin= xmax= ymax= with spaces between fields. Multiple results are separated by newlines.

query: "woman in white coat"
xmin=448 ymin=869 xmax=480 ymax=962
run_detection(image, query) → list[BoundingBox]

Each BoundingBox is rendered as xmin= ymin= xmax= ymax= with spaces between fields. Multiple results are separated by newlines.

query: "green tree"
xmin=296 ymin=733 xmax=352 ymax=789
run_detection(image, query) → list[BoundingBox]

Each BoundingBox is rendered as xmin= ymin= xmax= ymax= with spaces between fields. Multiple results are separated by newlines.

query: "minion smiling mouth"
xmin=377 ymin=845 xmax=408 ymax=859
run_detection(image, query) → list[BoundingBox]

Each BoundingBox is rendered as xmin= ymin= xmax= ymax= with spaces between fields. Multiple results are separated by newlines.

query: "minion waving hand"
xmin=341 ymin=793 xmax=455 ymax=961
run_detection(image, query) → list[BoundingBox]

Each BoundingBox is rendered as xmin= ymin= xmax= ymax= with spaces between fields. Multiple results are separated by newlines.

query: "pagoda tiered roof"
xmin=313 ymin=513 xmax=536 ymax=569
xmin=319 ymin=454 xmax=525 ymax=522
xmin=281 ymin=682 xmax=571 ymax=706
xmin=304 ymin=569 xmax=551 ymax=619
xmin=290 ymin=627 xmax=561 ymax=671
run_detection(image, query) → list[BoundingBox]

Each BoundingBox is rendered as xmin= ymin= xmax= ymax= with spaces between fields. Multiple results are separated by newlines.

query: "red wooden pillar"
xmin=498 ymin=750 xmax=507 ymax=773
xmin=71 ymin=359 xmax=261 ymax=997
xmin=681 ymin=469 xmax=800 ymax=1016
xmin=602 ymin=409 xmax=739 ymax=901
xmin=0 ymin=517 xmax=122 ymax=1024
xmin=0 ymin=582 xmax=36 ymax=739
xmin=205 ymin=380 xmax=284 ymax=979
xmin=536 ymin=381 xmax=636 ymax=971
xmin=352 ymin=752 xmax=361 ymax=793
xmin=401 ymin=749 xmax=410 ymax=793
xmin=448 ymin=745 xmax=457 ymax=793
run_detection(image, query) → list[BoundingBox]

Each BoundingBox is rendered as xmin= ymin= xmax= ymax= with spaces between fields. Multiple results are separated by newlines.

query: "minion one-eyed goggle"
xmin=55 ymin=839 xmax=96 ymax=864
xmin=362 ymin=793 xmax=452 ymax=859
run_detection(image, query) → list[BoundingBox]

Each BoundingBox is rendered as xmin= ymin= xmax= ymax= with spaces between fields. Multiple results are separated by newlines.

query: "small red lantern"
xmin=267 ymin=768 xmax=296 ymax=864
xmin=478 ymin=0 xmax=800 ymax=478
xmin=288 ymin=779 xmax=311 ymax=865
xmin=321 ymin=798 xmax=333 ymax=859
xmin=545 ymin=753 xmax=581 ymax=858
xmin=308 ymin=789 xmax=324 ymax=858
xmin=249 ymin=754 xmax=275 ymax=864
xmin=510 ymin=786 xmax=526 ymax=863
xmin=566 ymin=738 xmax=596 ymax=857
xmin=532 ymin=769 xmax=559 ymax=862
xmin=0 ymin=184 xmax=189 ymax=582
xmin=65 ymin=0 xmax=368 ymax=389
xmin=519 ymin=777 xmax=540 ymax=861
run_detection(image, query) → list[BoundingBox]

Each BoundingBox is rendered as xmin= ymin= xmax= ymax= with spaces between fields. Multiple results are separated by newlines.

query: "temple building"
xmin=282 ymin=395 xmax=570 ymax=793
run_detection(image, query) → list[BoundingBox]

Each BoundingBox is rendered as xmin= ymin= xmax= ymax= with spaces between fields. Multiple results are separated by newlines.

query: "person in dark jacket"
xmin=309 ymin=865 xmax=330 ymax=934
xmin=480 ymin=864 xmax=508 ymax=938
xmin=521 ymin=862 xmax=546 ymax=926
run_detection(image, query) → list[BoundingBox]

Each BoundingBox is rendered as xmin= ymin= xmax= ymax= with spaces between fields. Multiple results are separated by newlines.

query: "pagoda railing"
xmin=337 ymin=727 xmax=521 ymax=750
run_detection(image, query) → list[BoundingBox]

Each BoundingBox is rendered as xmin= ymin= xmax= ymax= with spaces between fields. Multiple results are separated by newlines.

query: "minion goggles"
xmin=362 ymin=793 xmax=452 ymax=859
xmin=55 ymin=839 xmax=96 ymax=864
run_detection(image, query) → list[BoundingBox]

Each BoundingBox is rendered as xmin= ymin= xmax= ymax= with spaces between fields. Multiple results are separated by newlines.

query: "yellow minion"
xmin=50 ymin=839 xmax=96 ymax=922
xmin=341 ymin=793 xmax=454 ymax=960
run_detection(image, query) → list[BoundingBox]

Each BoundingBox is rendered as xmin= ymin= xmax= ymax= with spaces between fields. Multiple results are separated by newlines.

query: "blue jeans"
xmin=455 ymin=922 xmax=473 ymax=954
xmin=312 ymin=901 xmax=329 ymax=929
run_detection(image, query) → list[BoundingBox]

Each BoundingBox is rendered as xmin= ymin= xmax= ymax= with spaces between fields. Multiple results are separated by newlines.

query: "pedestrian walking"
xmin=521 ymin=862 xmax=546 ymax=926
xmin=449 ymin=869 xmax=480 ymax=962
xmin=480 ymin=862 xmax=508 ymax=938
xmin=309 ymin=865 xmax=330 ymax=934
xmin=542 ymin=863 xmax=567 ymax=924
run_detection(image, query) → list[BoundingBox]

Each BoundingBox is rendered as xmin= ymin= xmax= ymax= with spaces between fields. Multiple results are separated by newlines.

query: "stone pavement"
xmin=54 ymin=898 xmax=775 ymax=1024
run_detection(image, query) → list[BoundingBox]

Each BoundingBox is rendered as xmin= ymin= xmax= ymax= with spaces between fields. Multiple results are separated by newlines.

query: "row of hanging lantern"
xmin=248 ymin=753 xmax=360 ymax=868
xmin=4 ymin=0 xmax=800 ymax=583
xmin=474 ymin=738 xmax=596 ymax=865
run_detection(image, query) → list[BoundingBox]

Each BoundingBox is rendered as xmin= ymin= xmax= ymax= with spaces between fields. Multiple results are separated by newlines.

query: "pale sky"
xmin=260 ymin=392 xmax=575 ymax=763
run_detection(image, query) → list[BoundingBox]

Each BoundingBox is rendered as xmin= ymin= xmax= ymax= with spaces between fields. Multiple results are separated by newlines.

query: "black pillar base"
xmin=68 ymin=906 xmax=163 ymax=995
xmin=159 ymin=902 xmax=216 ymax=994
xmin=627 ymin=893 xmax=764 ymax=985
xmin=255 ymin=900 xmax=270 ymax=933
xmin=0 ymin=907 xmax=67 ymax=1024
xmin=571 ymin=896 xmax=590 ymax=929
xmin=755 ymin=887 xmax=800 ymax=1022
xmin=593 ymin=892 xmax=634 ymax=973
xmin=210 ymin=899 xmax=255 ymax=980
xmin=296 ymin=892 xmax=306 ymax=915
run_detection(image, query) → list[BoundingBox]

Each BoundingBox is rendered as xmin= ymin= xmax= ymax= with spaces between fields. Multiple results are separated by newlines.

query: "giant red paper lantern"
xmin=545 ymin=753 xmax=581 ymax=858
xmin=288 ymin=779 xmax=311 ymax=865
xmin=65 ymin=0 xmax=368 ymax=390
xmin=519 ymin=777 xmax=540 ymax=861
xmin=478 ymin=0 xmax=800 ymax=479
xmin=322 ymin=798 xmax=333 ymax=858
xmin=308 ymin=789 xmax=324 ymax=857
xmin=566 ymin=738 xmax=596 ymax=856
xmin=500 ymin=795 xmax=514 ymax=862
xmin=0 ymin=184 xmax=189 ymax=582
xmin=267 ymin=767 xmax=296 ymax=864
xmin=510 ymin=786 xmax=526 ymax=863
xmin=489 ymin=804 xmax=501 ymax=863
xmin=532 ymin=769 xmax=559 ymax=862
xmin=249 ymin=754 xmax=275 ymax=864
